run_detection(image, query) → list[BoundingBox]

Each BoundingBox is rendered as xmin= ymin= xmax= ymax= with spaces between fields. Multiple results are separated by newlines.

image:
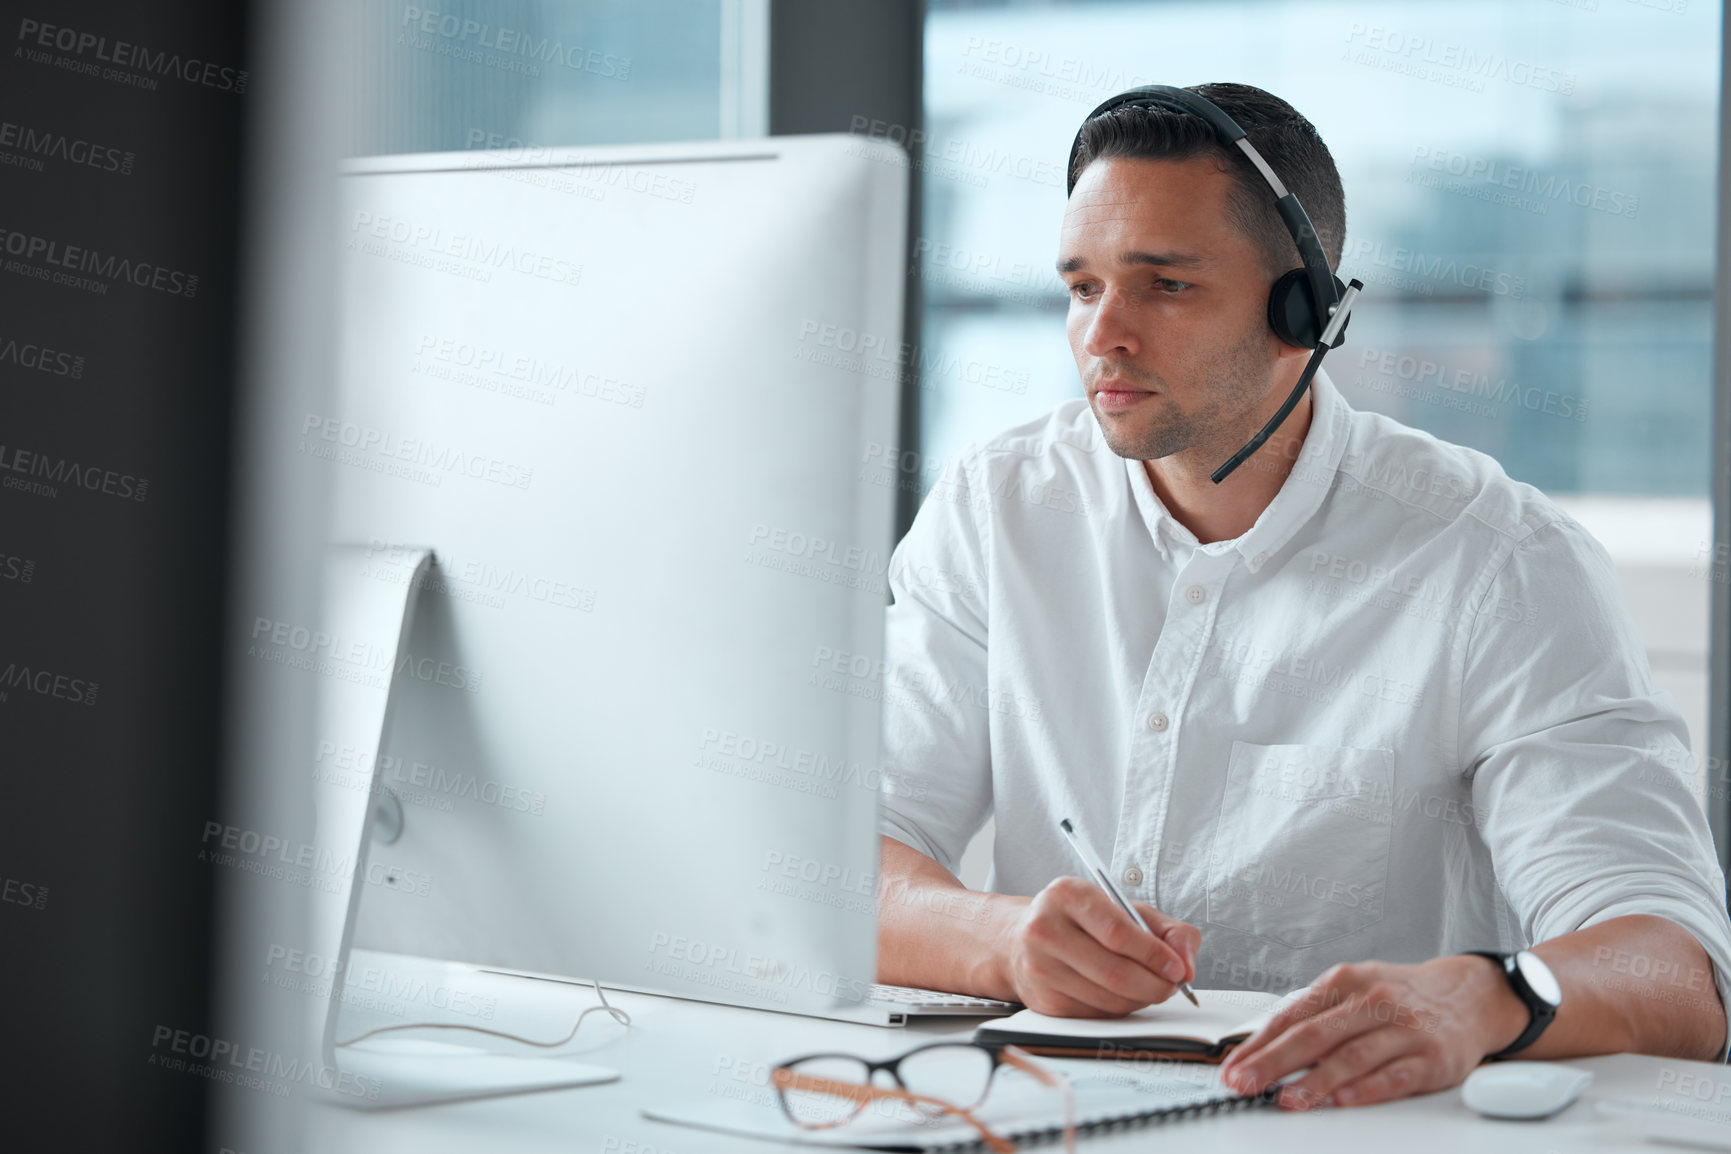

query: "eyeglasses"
xmin=771 ymin=1041 xmax=1075 ymax=1154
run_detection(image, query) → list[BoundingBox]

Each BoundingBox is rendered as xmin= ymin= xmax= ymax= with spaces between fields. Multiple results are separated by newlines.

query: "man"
xmin=875 ymin=82 xmax=1731 ymax=1110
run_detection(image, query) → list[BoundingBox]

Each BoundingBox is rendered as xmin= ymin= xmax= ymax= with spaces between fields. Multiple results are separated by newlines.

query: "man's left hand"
xmin=1218 ymin=956 xmax=1527 ymax=1109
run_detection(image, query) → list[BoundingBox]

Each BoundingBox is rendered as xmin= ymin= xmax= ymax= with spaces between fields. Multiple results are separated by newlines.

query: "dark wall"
xmin=770 ymin=0 xmax=925 ymax=540
xmin=0 ymin=1 xmax=244 ymax=1149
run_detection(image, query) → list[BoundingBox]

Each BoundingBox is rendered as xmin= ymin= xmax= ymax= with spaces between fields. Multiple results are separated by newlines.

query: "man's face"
xmin=1058 ymin=155 xmax=1292 ymax=462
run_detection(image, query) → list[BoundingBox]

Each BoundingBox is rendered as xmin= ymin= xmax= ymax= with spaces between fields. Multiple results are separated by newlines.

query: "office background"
xmin=2 ymin=0 xmax=1727 ymax=1150
xmin=338 ymin=0 xmax=1731 ymax=873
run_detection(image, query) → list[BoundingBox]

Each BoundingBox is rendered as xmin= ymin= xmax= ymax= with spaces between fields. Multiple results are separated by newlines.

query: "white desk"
xmin=305 ymin=952 xmax=1730 ymax=1153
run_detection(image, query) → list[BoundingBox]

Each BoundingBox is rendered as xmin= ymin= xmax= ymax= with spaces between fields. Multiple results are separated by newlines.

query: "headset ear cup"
xmin=1267 ymin=271 xmax=1350 ymax=348
xmin=1267 ymin=268 xmax=1319 ymax=348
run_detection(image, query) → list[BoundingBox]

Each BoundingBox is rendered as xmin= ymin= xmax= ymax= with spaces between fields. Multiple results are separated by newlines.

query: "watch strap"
xmin=1466 ymin=950 xmax=1557 ymax=1060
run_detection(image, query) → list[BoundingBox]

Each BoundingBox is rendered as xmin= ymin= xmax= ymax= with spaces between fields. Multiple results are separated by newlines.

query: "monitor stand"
xmin=307 ymin=543 xmax=617 ymax=1108
xmin=329 ymin=1034 xmax=614 ymax=1109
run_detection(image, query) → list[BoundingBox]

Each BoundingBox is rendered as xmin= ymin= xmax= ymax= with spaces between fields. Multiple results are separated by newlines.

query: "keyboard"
xmin=867 ymin=983 xmax=1021 ymax=1015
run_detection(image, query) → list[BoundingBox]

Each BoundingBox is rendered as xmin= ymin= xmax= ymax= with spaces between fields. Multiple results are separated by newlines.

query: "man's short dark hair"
xmin=1067 ymin=82 xmax=1346 ymax=278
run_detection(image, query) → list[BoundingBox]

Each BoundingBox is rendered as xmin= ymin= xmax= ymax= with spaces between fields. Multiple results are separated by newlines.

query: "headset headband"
xmin=1066 ymin=84 xmax=1341 ymax=327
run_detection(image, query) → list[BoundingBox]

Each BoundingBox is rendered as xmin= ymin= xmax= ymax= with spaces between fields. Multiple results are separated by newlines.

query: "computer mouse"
xmin=1461 ymin=1062 xmax=1594 ymax=1119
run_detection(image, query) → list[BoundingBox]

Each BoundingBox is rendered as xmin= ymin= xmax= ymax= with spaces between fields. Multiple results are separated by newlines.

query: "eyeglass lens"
xmin=780 ymin=1055 xmax=877 ymax=1126
xmin=894 ymin=1044 xmax=998 ymax=1115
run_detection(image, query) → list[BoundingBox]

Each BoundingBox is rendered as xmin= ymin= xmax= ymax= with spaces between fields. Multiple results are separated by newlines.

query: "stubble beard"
xmin=1089 ymin=324 xmax=1275 ymax=463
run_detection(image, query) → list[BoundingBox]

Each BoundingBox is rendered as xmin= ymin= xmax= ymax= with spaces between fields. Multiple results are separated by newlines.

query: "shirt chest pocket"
xmin=1204 ymin=742 xmax=1394 ymax=950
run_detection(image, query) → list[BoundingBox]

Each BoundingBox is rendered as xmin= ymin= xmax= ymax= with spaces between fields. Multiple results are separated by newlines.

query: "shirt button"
xmin=1253 ymin=552 xmax=1267 ymax=567
xmin=1185 ymin=585 xmax=1205 ymax=604
xmin=1123 ymin=867 xmax=1144 ymax=886
xmin=1147 ymin=712 xmax=1169 ymax=732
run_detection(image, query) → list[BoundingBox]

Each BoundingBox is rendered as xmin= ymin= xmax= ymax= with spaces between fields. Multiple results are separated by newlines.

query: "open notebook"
xmin=973 ymin=987 xmax=1299 ymax=1063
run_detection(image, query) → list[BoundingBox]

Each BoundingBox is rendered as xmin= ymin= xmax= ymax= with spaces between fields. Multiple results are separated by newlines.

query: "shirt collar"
xmin=1122 ymin=368 xmax=1350 ymax=572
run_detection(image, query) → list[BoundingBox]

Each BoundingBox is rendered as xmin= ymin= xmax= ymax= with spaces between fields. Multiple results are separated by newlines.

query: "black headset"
xmin=1065 ymin=85 xmax=1363 ymax=483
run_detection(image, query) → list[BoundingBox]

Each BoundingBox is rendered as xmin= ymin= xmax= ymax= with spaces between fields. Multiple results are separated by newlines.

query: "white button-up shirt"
xmin=879 ymin=370 xmax=1731 ymax=1033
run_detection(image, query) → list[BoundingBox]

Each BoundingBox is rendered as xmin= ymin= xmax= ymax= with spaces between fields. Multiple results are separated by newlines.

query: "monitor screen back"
xmin=329 ymin=137 xmax=906 ymax=1018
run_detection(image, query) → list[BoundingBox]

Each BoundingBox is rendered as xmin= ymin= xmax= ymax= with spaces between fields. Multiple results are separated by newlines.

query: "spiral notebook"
xmin=642 ymin=1060 xmax=1277 ymax=1151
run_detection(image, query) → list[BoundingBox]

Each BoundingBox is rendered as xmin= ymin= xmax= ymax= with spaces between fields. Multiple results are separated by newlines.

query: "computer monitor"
xmin=315 ymin=136 xmax=908 ymax=1029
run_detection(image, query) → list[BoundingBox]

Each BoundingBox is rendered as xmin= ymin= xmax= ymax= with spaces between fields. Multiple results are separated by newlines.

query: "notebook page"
xmin=978 ymin=988 xmax=1285 ymax=1045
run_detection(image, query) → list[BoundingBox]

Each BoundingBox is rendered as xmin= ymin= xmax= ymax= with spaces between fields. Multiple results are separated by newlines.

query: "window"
xmin=921 ymin=0 xmax=1717 ymax=496
xmin=349 ymin=0 xmax=757 ymax=155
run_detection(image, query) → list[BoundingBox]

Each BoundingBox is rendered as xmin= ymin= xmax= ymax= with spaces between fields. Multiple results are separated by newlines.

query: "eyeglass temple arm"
xmin=998 ymin=1046 xmax=1059 ymax=1087
xmin=772 ymin=1069 xmax=1018 ymax=1154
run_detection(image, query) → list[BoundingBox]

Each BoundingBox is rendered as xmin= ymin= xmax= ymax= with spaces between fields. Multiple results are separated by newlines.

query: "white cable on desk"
xmin=335 ymin=978 xmax=631 ymax=1049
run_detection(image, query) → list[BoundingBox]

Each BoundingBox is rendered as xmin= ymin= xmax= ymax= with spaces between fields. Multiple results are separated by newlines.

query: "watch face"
xmin=1514 ymin=950 xmax=1562 ymax=1007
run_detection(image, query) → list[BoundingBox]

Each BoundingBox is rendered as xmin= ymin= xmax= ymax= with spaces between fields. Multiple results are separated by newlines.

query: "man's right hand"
xmin=876 ymin=837 xmax=1199 ymax=1016
xmin=995 ymin=875 xmax=1200 ymax=1017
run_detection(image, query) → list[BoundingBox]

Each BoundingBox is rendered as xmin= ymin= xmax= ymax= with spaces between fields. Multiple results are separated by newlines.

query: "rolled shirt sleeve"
xmin=877 ymin=451 xmax=995 ymax=879
xmin=1461 ymin=517 xmax=1731 ymax=1058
